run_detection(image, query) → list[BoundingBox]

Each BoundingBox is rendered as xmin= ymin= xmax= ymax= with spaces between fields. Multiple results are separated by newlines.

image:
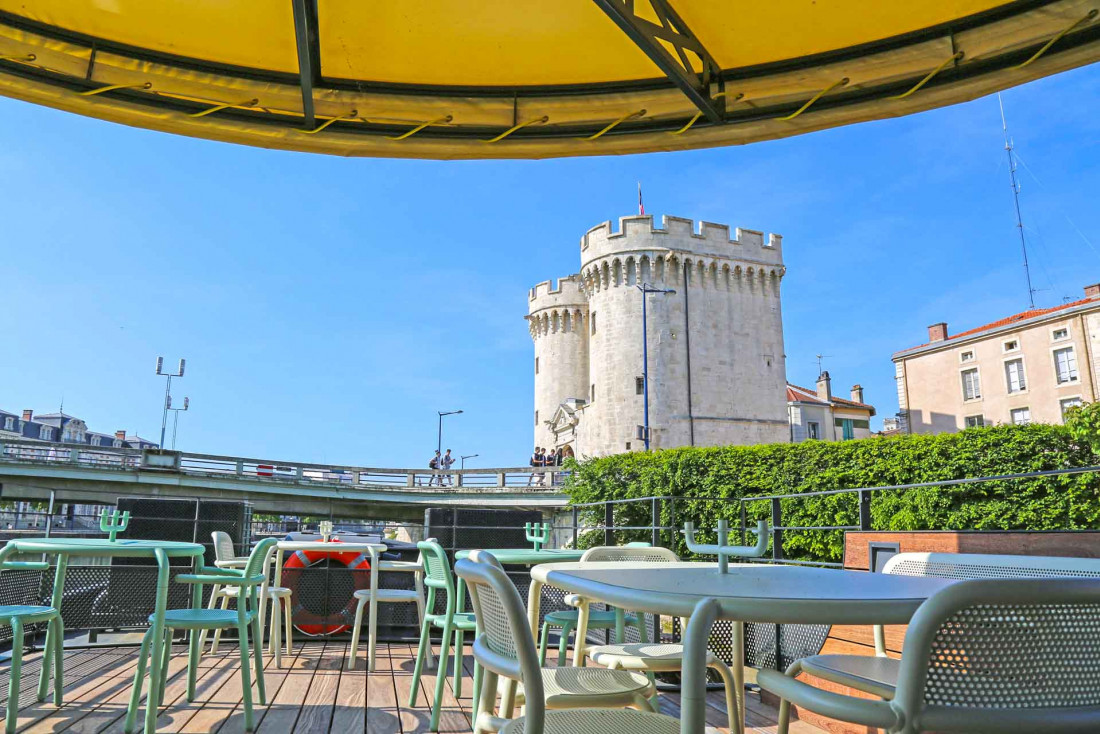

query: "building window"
xmin=961 ymin=368 xmax=981 ymax=401
xmin=591 ymin=312 xmax=597 ymax=335
xmin=1053 ymin=327 xmax=1070 ymax=341
xmin=965 ymin=415 xmax=985 ymax=428
xmin=91 ymin=436 xmax=101 ymax=446
xmin=807 ymin=422 xmax=820 ymax=440
xmin=1004 ymin=358 xmax=1027 ymax=393
xmin=635 ymin=377 xmax=644 ymax=395
xmin=2 ymin=416 xmax=12 ymax=431
xmin=1054 ymin=347 xmax=1079 ymax=384
xmin=534 ymin=410 xmax=538 ymax=426
xmin=1003 ymin=339 xmax=1019 ymax=352
xmin=1061 ymin=397 xmax=1084 ymax=421
xmin=959 ymin=350 xmax=975 ymax=363
xmin=39 ymin=426 xmax=52 ymax=440
xmin=590 ymin=384 xmax=596 ymax=402
xmin=113 ymin=439 xmax=122 ymax=448
xmin=1011 ymin=407 xmax=1031 ymax=425
xmin=535 ymin=357 xmax=539 ymax=375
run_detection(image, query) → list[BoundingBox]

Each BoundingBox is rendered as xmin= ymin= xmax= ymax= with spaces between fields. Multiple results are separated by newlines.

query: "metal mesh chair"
xmin=577 ymin=546 xmax=741 ymax=732
xmin=211 ymin=530 xmax=248 ymax=569
xmin=759 ymin=578 xmax=1100 ymax=734
xmin=0 ymin=560 xmax=62 ymax=734
xmin=456 ymin=551 xmax=669 ymax=734
xmin=536 ymin=545 xmax=661 ymax=666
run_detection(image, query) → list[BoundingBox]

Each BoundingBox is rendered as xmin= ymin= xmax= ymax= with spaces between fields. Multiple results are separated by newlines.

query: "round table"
xmin=529 ymin=561 xmax=958 ymax=734
xmin=0 ymin=538 xmax=205 ymax=734
xmin=454 ymin=548 xmax=584 ymax=565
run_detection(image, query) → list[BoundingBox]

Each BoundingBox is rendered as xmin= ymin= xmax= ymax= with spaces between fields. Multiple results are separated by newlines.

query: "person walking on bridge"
xmin=428 ymin=450 xmax=441 ymax=486
xmin=440 ymin=449 xmax=455 ymax=486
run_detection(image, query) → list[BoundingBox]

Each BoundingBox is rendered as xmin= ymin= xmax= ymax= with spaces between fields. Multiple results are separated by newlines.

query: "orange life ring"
xmin=281 ymin=539 xmax=371 ymax=636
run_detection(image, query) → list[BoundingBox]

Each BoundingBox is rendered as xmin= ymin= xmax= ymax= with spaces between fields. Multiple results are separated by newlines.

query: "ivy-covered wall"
xmin=563 ymin=424 xmax=1100 ymax=563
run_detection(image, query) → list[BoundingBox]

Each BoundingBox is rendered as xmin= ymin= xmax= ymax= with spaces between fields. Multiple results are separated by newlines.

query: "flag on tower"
xmin=638 ymin=182 xmax=644 ymax=215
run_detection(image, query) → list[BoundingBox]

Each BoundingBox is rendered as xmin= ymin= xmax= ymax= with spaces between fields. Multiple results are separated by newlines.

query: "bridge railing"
xmin=0 ymin=439 xmax=567 ymax=490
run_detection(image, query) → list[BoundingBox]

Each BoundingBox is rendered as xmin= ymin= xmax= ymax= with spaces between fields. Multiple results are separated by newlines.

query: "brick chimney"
xmin=851 ymin=384 xmax=864 ymax=404
xmin=115 ymin=430 xmax=126 ymax=441
xmin=816 ymin=371 xmax=832 ymax=401
xmin=928 ymin=322 xmax=948 ymax=342
xmin=1085 ymin=283 xmax=1100 ymax=298
xmin=22 ymin=409 xmax=32 ymax=421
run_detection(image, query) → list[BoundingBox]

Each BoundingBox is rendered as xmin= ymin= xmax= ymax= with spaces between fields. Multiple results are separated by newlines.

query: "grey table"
xmin=530 ymin=561 xmax=957 ymax=734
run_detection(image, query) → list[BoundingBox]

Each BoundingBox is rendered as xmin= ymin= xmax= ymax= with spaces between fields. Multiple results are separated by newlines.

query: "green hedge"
xmin=563 ymin=424 xmax=1100 ymax=563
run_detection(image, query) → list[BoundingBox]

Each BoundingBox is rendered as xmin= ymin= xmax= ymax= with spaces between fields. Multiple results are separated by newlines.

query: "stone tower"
xmin=527 ymin=275 xmax=589 ymax=451
xmin=529 ymin=214 xmax=789 ymax=457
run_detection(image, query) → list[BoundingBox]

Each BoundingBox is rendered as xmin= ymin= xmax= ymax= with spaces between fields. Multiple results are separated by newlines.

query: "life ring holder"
xmin=281 ymin=539 xmax=371 ymax=636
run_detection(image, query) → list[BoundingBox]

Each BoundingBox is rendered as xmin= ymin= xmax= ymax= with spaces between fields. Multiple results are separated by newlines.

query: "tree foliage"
xmin=563 ymin=424 xmax=1100 ymax=563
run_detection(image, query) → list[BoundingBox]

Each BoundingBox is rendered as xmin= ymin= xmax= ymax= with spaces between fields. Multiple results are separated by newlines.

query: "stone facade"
xmin=527 ymin=214 xmax=789 ymax=458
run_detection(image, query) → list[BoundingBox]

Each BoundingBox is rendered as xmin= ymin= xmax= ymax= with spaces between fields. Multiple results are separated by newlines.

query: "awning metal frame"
xmin=290 ymin=0 xmax=321 ymax=129
xmin=592 ymin=0 xmax=725 ymax=122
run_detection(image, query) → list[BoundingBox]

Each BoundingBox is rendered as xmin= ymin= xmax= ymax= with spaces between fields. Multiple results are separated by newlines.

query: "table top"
xmin=533 ymin=561 xmax=958 ymax=625
xmin=276 ymin=540 xmax=385 ymax=552
xmin=3 ymin=538 xmax=205 ymax=557
xmin=455 ymin=548 xmax=584 ymax=564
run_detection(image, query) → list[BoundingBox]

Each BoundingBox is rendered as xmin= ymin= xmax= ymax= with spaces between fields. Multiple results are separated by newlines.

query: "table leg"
xmin=38 ymin=554 xmax=67 ymax=702
xmin=271 ymin=548 xmax=285 ymax=654
xmin=732 ymin=621 xmax=745 ymax=733
xmin=187 ymin=556 xmax=202 ymax=701
xmin=681 ymin=599 xmax=721 ymax=734
xmin=144 ymin=548 xmax=171 ymax=734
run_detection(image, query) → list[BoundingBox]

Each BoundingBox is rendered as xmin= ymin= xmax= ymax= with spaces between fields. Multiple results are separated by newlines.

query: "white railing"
xmin=0 ymin=439 xmax=567 ymax=491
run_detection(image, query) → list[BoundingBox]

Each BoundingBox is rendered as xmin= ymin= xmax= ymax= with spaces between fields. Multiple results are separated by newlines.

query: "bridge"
xmin=0 ymin=440 xmax=568 ymax=520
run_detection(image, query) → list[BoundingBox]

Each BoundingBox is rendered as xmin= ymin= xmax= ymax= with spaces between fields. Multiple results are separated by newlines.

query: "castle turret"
xmin=527 ymin=275 xmax=589 ymax=451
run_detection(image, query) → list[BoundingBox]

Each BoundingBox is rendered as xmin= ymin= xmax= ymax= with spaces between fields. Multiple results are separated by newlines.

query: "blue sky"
xmin=2 ymin=64 xmax=1099 ymax=468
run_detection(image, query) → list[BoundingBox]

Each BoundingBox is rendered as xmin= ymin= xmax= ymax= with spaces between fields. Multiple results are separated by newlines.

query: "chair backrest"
xmin=417 ymin=539 xmax=457 ymax=609
xmin=240 ymin=538 xmax=278 ymax=608
xmin=211 ymin=531 xmax=238 ymax=562
xmin=892 ymin=578 xmax=1100 ymax=733
xmin=580 ymin=545 xmax=679 ymax=563
xmin=883 ymin=552 xmax=1100 ymax=580
xmin=455 ymin=551 xmax=546 ymax=732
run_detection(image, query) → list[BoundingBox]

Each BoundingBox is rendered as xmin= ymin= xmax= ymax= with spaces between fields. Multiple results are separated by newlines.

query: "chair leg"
xmin=413 ymin=588 xmax=434 ymax=669
xmin=776 ymin=659 xmax=803 ymax=734
xmin=283 ymin=596 xmax=293 ymax=656
xmin=123 ymin=629 xmax=153 ymax=734
xmin=187 ymin=626 xmax=201 ymax=702
xmin=556 ymin=619 xmax=575 ymax=666
xmin=710 ymin=658 xmax=744 ymax=734
xmin=471 ymin=656 xmax=483 ymax=722
xmin=36 ymin=617 xmax=52 ymax=703
xmin=348 ymin=596 xmax=367 ymax=670
xmin=472 ymin=669 xmax=499 ymax=734
xmin=408 ymin=616 xmax=432 ymax=708
xmin=198 ymin=585 xmax=220 ymax=655
xmin=252 ymin=613 xmax=267 ymax=706
xmin=51 ymin=617 xmax=64 ymax=706
xmin=158 ymin=630 xmax=172 ymax=702
xmin=237 ymin=622 xmax=255 ymax=732
xmin=210 ymin=594 xmax=230 ymax=654
xmin=6 ymin=618 xmax=23 ymax=734
xmin=453 ymin=628 xmax=465 ymax=698
xmin=538 ymin=621 xmax=552 ymax=667
xmin=270 ymin=595 xmax=282 ymax=669
xmin=429 ymin=620 xmax=454 ymax=732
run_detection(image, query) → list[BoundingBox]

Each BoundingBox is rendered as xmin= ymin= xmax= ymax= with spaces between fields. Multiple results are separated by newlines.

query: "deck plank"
xmin=292 ymin=641 xmax=342 ymax=734
xmin=330 ymin=643 xmax=366 ymax=734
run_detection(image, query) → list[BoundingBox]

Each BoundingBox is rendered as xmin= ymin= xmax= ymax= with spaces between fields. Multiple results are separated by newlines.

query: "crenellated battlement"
xmin=528 ymin=274 xmax=588 ymax=315
xmin=580 ymin=214 xmax=783 ymax=269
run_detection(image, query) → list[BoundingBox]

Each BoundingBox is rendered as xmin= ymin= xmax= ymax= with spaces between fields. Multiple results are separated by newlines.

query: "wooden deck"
xmin=0 ymin=641 xmax=826 ymax=733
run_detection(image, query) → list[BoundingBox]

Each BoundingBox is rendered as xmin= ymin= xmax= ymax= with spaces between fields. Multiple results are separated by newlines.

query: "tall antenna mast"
xmin=998 ymin=94 xmax=1037 ymax=309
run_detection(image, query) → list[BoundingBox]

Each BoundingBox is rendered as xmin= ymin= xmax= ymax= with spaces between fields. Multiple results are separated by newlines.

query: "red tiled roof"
xmin=786 ymin=383 xmax=874 ymax=411
xmin=895 ymin=296 xmax=1100 ymax=356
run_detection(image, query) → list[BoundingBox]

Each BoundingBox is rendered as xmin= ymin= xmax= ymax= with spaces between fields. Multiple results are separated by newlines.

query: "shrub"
xmin=563 ymin=424 xmax=1100 ymax=563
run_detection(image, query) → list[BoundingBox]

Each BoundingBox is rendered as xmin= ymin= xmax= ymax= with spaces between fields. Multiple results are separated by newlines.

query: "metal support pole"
xmin=651 ymin=498 xmax=660 ymax=548
xmin=45 ymin=490 xmax=55 ymax=538
xmin=641 ymin=290 xmax=650 ymax=450
xmin=604 ymin=502 xmax=614 ymax=546
xmin=859 ymin=489 xmax=873 ymax=531
xmin=740 ymin=502 xmax=747 ymax=547
xmin=770 ymin=498 xmax=784 ymax=561
xmin=572 ymin=507 xmax=579 ymax=550
xmin=159 ymin=374 xmax=172 ymax=449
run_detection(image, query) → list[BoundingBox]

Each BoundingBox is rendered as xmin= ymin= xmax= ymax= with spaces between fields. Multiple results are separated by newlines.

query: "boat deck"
xmin=1 ymin=640 xmax=825 ymax=733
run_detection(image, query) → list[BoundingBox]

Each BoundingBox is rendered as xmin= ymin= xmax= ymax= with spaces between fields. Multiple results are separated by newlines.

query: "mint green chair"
xmin=1 ymin=560 xmax=63 ymax=734
xmin=124 ymin=538 xmax=277 ymax=733
xmin=407 ymin=539 xmax=479 ymax=732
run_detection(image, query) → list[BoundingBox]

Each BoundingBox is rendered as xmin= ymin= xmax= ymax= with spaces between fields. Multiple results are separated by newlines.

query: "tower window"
xmin=534 ymin=410 xmax=538 ymax=426
xmin=590 ymin=384 xmax=596 ymax=402
xmin=535 ymin=357 xmax=539 ymax=375
xmin=591 ymin=312 xmax=597 ymax=335
xmin=635 ymin=377 xmax=644 ymax=395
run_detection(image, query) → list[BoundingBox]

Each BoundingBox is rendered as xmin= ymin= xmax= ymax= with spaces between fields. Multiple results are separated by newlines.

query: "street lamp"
xmin=460 ymin=453 xmax=479 ymax=469
xmin=437 ymin=409 xmax=463 ymax=456
xmin=167 ymin=395 xmax=190 ymax=450
xmin=155 ymin=357 xmax=186 ymax=449
xmin=636 ymin=284 xmax=675 ymax=451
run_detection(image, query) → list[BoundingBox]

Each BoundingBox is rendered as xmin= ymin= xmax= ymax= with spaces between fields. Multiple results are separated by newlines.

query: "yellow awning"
xmin=0 ymin=1 xmax=1096 ymax=159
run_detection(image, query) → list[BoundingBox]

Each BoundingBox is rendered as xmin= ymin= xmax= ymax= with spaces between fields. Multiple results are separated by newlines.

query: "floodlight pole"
xmin=637 ymin=284 xmax=675 ymax=450
xmin=168 ymin=396 xmax=190 ymax=450
xmin=155 ymin=357 xmax=186 ymax=450
xmin=460 ymin=454 xmax=479 ymax=469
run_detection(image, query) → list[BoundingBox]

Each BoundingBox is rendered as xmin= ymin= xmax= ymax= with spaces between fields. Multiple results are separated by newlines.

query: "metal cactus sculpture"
xmin=525 ymin=522 xmax=551 ymax=551
xmin=99 ymin=509 xmax=131 ymax=542
xmin=683 ymin=519 xmax=770 ymax=574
